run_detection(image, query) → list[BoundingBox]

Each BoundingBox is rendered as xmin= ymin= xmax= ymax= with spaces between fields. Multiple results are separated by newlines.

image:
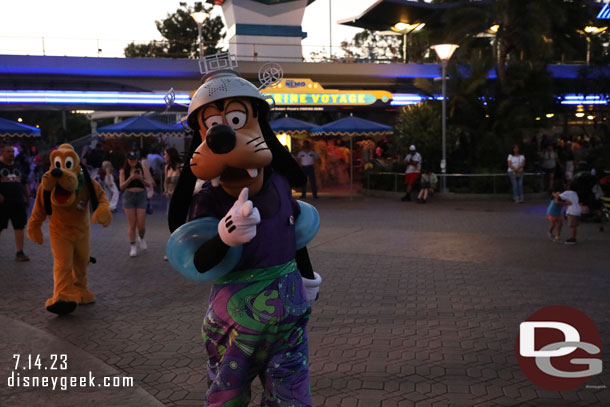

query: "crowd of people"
xmin=1 ymin=133 xmax=607 ymax=259
xmin=0 ymin=139 xmax=183 ymax=260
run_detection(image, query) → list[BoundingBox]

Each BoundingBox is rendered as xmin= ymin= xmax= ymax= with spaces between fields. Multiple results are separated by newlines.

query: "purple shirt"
xmin=189 ymin=171 xmax=301 ymax=270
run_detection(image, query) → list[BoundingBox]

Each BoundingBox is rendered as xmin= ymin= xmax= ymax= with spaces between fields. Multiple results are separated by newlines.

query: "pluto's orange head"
xmin=46 ymin=144 xmax=82 ymax=207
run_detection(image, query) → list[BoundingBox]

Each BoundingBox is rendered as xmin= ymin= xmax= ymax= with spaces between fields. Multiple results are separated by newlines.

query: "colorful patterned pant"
xmin=202 ymin=269 xmax=312 ymax=407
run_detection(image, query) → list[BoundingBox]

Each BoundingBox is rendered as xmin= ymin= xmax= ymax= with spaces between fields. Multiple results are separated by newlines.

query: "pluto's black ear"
xmin=81 ymin=165 xmax=98 ymax=212
xmin=43 ymin=190 xmax=52 ymax=216
xmin=168 ymin=128 xmax=202 ymax=233
xmin=257 ymin=113 xmax=306 ymax=188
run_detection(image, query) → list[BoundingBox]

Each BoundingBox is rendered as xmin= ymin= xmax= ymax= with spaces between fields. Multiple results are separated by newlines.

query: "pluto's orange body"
xmin=27 ymin=144 xmax=111 ymax=313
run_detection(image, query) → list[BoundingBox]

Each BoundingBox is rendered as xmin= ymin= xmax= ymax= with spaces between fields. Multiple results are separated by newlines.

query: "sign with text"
xmin=261 ymin=78 xmax=392 ymax=107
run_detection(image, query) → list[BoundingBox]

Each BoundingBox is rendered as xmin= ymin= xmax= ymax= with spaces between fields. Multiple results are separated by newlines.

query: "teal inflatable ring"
xmin=166 ymin=217 xmax=242 ymax=282
xmin=295 ymin=200 xmax=320 ymax=249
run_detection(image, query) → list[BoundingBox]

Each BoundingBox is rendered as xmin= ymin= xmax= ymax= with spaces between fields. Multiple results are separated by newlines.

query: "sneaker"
xmin=15 ymin=251 xmax=30 ymax=262
xmin=547 ymin=232 xmax=554 ymax=241
xmin=554 ymin=234 xmax=560 ymax=242
xmin=564 ymin=238 xmax=577 ymax=245
xmin=130 ymin=244 xmax=138 ymax=257
xmin=401 ymin=195 xmax=411 ymax=202
xmin=137 ymin=236 xmax=147 ymax=250
xmin=163 ymin=255 xmax=168 ymax=261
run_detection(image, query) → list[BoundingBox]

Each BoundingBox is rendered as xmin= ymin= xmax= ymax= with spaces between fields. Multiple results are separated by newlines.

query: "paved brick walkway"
xmin=1 ymin=195 xmax=609 ymax=406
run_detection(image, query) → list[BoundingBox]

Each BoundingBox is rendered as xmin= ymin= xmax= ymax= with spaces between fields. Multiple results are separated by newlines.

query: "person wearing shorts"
xmin=0 ymin=144 xmax=30 ymax=261
xmin=119 ymin=151 xmax=152 ymax=257
xmin=559 ymin=183 xmax=581 ymax=245
xmin=402 ymin=145 xmax=422 ymax=201
xmin=122 ymin=189 xmax=148 ymax=209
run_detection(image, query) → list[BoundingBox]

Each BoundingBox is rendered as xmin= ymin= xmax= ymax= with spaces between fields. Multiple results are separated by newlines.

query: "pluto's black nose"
xmin=206 ymin=124 xmax=236 ymax=154
xmin=51 ymin=168 xmax=63 ymax=178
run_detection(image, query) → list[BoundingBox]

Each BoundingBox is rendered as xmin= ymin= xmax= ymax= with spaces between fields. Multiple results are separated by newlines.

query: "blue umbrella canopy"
xmin=269 ymin=117 xmax=317 ymax=137
xmin=96 ymin=116 xmax=184 ymax=138
xmin=0 ymin=117 xmax=41 ymax=138
xmin=311 ymin=116 xmax=393 ymax=137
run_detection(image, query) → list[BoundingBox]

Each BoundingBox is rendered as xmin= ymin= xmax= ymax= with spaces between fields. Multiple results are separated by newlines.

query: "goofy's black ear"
xmin=81 ymin=165 xmax=98 ymax=212
xmin=168 ymin=128 xmax=202 ymax=233
xmin=258 ymin=114 xmax=306 ymax=188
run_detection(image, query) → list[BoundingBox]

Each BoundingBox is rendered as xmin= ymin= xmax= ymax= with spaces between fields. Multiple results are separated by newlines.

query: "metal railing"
xmin=0 ymin=35 xmax=416 ymax=62
xmin=363 ymin=172 xmax=546 ymax=194
xmin=1 ymin=35 xmax=589 ymax=66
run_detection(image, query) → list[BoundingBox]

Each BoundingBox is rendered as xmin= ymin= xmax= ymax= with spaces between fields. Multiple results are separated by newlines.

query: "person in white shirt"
xmin=147 ymin=149 xmax=166 ymax=194
xmin=401 ymin=145 xmax=422 ymax=201
xmin=101 ymin=161 xmax=119 ymax=212
xmin=558 ymin=182 xmax=581 ymax=245
xmin=507 ymin=144 xmax=525 ymax=203
xmin=297 ymin=140 xmax=320 ymax=199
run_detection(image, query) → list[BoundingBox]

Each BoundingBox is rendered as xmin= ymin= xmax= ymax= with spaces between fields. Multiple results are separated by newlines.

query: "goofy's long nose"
xmin=206 ymin=124 xmax=236 ymax=154
xmin=51 ymin=168 xmax=63 ymax=178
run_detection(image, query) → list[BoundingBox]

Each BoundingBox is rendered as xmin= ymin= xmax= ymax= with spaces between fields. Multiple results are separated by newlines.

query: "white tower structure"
xmin=211 ymin=0 xmax=315 ymax=62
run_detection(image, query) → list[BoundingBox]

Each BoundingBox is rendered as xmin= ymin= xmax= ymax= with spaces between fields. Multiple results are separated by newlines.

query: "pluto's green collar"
xmin=76 ymin=171 xmax=84 ymax=196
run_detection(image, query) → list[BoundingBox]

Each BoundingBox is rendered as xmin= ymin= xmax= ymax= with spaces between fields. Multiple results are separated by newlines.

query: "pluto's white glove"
xmin=218 ymin=188 xmax=261 ymax=247
xmin=302 ymin=272 xmax=322 ymax=304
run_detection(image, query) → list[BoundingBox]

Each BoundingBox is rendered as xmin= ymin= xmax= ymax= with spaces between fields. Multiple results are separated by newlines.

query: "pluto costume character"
xmin=28 ymin=144 xmax=112 ymax=315
xmin=167 ymin=67 xmax=322 ymax=406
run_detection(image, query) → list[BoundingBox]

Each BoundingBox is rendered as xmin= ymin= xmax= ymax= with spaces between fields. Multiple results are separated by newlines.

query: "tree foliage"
xmin=396 ymin=103 xmax=452 ymax=169
xmin=339 ymin=30 xmax=403 ymax=62
xmin=124 ymin=2 xmax=225 ymax=58
xmin=391 ymin=0 xmax=596 ymax=171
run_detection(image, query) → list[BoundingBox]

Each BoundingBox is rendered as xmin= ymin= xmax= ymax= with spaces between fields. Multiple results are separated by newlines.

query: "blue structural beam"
xmin=1 ymin=55 xmax=609 ymax=80
xmin=0 ymin=54 xmax=200 ymax=78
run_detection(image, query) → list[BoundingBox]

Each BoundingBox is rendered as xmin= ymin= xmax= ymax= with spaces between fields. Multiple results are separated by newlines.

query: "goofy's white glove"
xmin=302 ymin=272 xmax=322 ymax=304
xmin=218 ymin=188 xmax=261 ymax=247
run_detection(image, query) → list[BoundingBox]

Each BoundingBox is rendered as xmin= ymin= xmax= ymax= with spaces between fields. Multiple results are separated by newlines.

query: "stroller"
xmin=599 ymin=176 xmax=610 ymax=232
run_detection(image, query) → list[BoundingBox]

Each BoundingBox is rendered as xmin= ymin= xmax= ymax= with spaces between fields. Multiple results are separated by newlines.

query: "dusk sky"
xmin=0 ymin=0 xmax=377 ymax=58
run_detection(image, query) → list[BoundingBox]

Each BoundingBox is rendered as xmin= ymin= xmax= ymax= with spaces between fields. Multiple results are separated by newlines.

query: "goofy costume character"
xmin=166 ymin=67 xmax=322 ymax=406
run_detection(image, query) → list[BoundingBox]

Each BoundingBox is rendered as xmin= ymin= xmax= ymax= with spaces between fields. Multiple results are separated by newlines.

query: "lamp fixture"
xmin=392 ymin=22 xmax=425 ymax=33
xmin=190 ymin=11 xmax=209 ymax=25
xmin=431 ymin=44 xmax=459 ymax=61
xmin=584 ymin=25 xmax=607 ymax=35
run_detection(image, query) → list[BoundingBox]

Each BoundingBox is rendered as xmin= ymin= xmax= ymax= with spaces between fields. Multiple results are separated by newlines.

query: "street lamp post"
xmin=190 ymin=11 xmax=209 ymax=59
xmin=583 ymin=25 xmax=607 ymax=64
xmin=392 ymin=22 xmax=425 ymax=63
xmin=431 ymin=44 xmax=459 ymax=193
